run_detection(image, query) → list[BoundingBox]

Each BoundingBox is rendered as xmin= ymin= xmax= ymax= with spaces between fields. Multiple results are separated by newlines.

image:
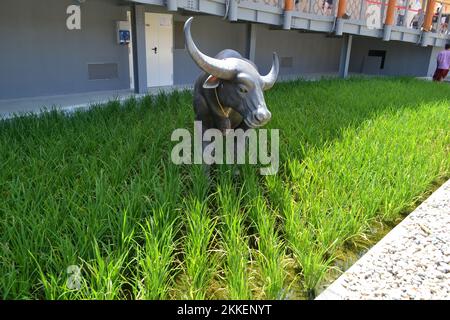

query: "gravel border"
xmin=316 ymin=179 xmax=450 ymax=300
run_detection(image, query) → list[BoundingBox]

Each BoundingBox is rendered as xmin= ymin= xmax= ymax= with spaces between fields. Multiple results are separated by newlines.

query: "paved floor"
xmin=2 ymin=74 xmax=446 ymax=120
xmin=0 ymin=85 xmax=193 ymax=119
xmin=417 ymin=76 xmax=450 ymax=83
xmin=316 ymin=179 xmax=450 ymax=300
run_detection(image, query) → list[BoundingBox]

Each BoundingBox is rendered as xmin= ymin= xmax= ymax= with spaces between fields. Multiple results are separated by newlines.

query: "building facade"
xmin=1 ymin=0 xmax=449 ymax=100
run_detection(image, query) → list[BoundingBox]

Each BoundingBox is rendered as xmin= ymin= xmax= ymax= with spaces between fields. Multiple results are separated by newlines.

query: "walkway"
xmin=0 ymin=85 xmax=192 ymax=119
xmin=0 ymin=73 xmax=340 ymax=119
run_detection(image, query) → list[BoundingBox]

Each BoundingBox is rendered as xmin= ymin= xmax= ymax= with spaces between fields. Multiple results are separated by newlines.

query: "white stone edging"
xmin=316 ymin=179 xmax=450 ymax=300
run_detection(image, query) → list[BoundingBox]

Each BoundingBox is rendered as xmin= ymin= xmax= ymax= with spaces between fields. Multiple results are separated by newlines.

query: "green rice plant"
xmin=179 ymin=166 xmax=218 ymax=300
xmin=32 ymin=210 xmax=135 ymax=300
xmin=0 ymin=77 xmax=448 ymax=299
xmin=264 ymin=174 xmax=332 ymax=297
xmin=134 ymin=208 xmax=179 ymax=300
xmin=133 ymin=164 xmax=183 ymax=300
xmin=216 ymin=168 xmax=252 ymax=299
xmin=240 ymin=165 xmax=286 ymax=299
xmin=181 ymin=198 xmax=217 ymax=299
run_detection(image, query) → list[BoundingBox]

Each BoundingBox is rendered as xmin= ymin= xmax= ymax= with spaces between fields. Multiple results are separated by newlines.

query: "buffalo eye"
xmin=238 ymin=85 xmax=249 ymax=94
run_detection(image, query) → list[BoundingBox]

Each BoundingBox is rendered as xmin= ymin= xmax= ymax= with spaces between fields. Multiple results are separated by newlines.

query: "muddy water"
xmin=315 ymin=220 xmax=395 ymax=298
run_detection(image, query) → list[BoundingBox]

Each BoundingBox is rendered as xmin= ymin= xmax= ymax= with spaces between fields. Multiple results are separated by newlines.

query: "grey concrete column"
xmin=246 ymin=23 xmax=257 ymax=61
xmin=420 ymin=31 xmax=431 ymax=47
xmin=228 ymin=0 xmax=238 ymax=22
xmin=339 ymin=34 xmax=352 ymax=78
xmin=383 ymin=24 xmax=393 ymax=41
xmin=283 ymin=10 xmax=293 ymax=30
xmin=167 ymin=0 xmax=178 ymax=11
xmin=335 ymin=18 xmax=344 ymax=36
xmin=131 ymin=4 xmax=148 ymax=94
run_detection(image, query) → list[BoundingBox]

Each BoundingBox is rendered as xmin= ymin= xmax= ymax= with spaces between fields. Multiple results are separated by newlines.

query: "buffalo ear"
xmin=203 ymin=75 xmax=221 ymax=89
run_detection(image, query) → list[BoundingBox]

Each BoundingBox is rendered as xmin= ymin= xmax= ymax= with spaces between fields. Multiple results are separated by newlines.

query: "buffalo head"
xmin=184 ymin=17 xmax=279 ymax=128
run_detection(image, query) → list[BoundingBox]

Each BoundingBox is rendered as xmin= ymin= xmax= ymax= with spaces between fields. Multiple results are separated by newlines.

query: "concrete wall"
xmin=0 ymin=0 xmax=130 ymax=99
xmin=0 ymin=0 xmax=443 ymax=100
xmin=172 ymin=18 xmax=343 ymax=85
xmin=254 ymin=26 xmax=342 ymax=78
xmin=349 ymin=37 xmax=433 ymax=77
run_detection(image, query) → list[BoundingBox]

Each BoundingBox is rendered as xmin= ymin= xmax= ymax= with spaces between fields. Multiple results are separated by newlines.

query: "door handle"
xmin=152 ymin=47 xmax=157 ymax=54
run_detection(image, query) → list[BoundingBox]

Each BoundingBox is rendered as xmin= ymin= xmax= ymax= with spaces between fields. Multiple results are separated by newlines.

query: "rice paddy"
xmin=0 ymin=77 xmax=449 ymax=300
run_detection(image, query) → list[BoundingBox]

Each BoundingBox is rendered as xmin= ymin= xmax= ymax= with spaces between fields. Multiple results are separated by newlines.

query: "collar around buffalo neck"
xmin=214 ymin=86 xmax=232 ymax=118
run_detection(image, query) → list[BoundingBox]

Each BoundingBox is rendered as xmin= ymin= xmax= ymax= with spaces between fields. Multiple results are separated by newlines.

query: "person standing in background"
xmin=410 ymin=8 xmax=425 ymax=29
xmin=397 ymin=0 xmax=407 ymax=26
xmin=433 ymin=44 xmax=450 ymax=82
xmin=441 ymin=15 xmax=448 ymax=33
xmin=407 ymin=0 xmax=422 ymax=28
xmin=322 ymin=0 xmax=334 ymax=15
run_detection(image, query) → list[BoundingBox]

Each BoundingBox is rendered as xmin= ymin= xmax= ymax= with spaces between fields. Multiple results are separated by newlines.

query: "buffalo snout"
xmin=246 ymin=107 xmax=271 ymax=128
xmin=254 ymin=108 xmax=271 ymax=124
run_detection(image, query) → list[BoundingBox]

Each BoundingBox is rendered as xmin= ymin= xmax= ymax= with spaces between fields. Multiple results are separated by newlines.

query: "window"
xmin=368 ymin=50 xmax=386 ymax=69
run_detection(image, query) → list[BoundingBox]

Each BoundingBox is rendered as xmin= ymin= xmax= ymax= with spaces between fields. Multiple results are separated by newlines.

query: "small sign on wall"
xmin=66 ymin=5 xmax=81 ymax=30
xmin=159 ymin=16 xmax=172 ymax=27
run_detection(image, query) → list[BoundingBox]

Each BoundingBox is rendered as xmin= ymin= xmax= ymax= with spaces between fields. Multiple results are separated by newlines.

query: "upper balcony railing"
xmin=242 ymin=0 xmax=339 ymax=15
xmin=153 ymin=0 xmax=450 ymax=45
xmin=344 ymin=0 xmax=449 ymax=34
xmin=294 ymin=0 xmax=338 ymax=15
xmin=160 ymin=0 xmax=450 ymax=37
xmin=275 ymin=0 xmax=450 ymax=35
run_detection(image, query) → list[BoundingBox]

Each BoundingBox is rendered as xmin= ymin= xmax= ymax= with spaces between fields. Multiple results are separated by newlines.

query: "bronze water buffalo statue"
xmin=184 ymin=17 xmax=279 ymax=134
